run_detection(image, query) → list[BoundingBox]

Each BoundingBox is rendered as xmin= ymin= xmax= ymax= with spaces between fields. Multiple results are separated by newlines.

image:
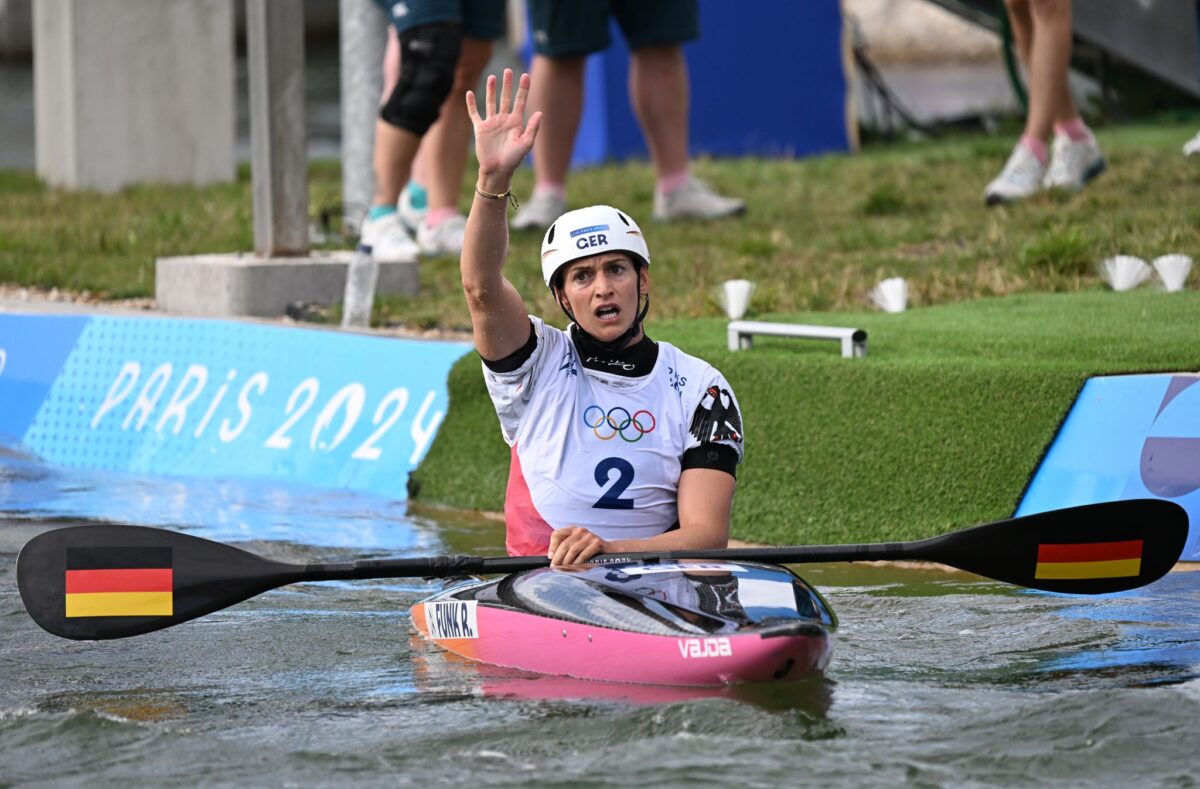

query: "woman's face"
xmin=558 ymin=253 xmax=649 ymax=344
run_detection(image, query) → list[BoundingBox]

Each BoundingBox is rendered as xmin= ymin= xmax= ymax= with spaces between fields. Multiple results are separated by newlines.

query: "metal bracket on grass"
xmin=727 ymin=321 xmax=868 ymax=358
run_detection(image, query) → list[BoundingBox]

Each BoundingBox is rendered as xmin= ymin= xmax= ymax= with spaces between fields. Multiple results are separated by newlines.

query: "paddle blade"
xmin=920 ymin=499 xmax=1189 ymax=594
xmin=17 ymin=525 xmax=305 ymax=640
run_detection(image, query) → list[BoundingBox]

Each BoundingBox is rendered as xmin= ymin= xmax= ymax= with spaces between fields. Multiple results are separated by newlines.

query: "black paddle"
xmin=17 ymin=498 xmax=1188 ymax=640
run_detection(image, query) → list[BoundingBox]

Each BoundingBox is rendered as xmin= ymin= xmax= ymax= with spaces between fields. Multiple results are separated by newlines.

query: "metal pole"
xmin=246 ymin=0 xmax=309 ymax=257
xmin=339 ymin=0 xmax=386 ymax=236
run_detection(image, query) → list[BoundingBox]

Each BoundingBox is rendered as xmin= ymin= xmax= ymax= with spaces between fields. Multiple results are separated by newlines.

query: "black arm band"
xmin=681 ymin=443 xmax=740 ymax=478
xmin=481 ymin=320 xmax=537 ymax=373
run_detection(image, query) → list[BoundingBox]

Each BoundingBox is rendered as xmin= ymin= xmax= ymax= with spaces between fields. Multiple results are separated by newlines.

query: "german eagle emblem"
xmin=689 ymin=386 xmax=743 ymax=444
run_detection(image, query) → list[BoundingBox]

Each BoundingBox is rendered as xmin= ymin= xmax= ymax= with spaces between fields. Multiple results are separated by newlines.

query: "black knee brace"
xmin=380 ymin=22 xmax=462 ymax=135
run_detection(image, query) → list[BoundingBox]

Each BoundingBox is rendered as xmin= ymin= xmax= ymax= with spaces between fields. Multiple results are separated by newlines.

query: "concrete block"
xmin=247 ymin=0 xmax=308 ymax=256
xmin=155 ymin=251 xmax=419 ymax=318
xmin=34 ymin=0 xmax=235 ymax=192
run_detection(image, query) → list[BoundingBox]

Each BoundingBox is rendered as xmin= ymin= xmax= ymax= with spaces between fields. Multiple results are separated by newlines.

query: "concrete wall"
xmin=1 ymin=0 xmax=342 ymax=60
xmin=34 ymin=0 xmax=236 ymax=192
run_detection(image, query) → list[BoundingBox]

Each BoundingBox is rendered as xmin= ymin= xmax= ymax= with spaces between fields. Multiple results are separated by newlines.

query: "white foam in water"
xmin=870 ymin=277 xmax=907 ymax=313
xmin=1152 ymin=254 xmax=1193 ymax=292
xmin=718 ymin=279 xmax=756 ymax=319
xmin=1099 ymin=255 xmax=1152 ymax=292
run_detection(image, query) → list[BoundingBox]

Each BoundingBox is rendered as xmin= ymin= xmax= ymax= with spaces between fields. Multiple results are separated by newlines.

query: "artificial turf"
xmin=410 ymin=290 xmax=1200 ymax=544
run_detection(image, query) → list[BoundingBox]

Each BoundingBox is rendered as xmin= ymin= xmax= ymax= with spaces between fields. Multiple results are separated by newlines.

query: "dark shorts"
xmin=371 ymin=0 xmax=506 ymax=40
xmin=528 ymin=0 xmax=700 ymax=57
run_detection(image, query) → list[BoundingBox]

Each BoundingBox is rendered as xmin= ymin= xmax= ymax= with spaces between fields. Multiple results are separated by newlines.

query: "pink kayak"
xmin=411 ymin=558 xmax=837 ymax=687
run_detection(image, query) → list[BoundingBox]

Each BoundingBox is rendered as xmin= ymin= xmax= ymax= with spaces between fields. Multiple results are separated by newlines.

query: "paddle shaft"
xmin=304 ymin=539 xmax=933 ymax=581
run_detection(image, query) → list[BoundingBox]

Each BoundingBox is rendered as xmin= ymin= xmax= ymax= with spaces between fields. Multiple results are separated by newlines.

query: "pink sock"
xmin=1054 ymin=117 xmax=1092 ymax=142
xmin=1019 ymin=135 xmax=1049 ymax=166
xmin=657 ymin=169 xmax=691 ymax=195
xmin=534 ymin=181 xmax=566 ymax=200
xmin=424 ymin=207 xmax=458 ymax=229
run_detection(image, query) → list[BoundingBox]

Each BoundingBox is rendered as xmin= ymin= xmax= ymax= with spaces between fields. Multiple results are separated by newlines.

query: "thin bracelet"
xmin=475 ymin=183 xmax=519 ymax=210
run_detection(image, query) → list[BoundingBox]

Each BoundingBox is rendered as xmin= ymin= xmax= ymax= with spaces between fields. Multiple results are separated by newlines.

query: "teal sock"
xmin=368 ymin=204 xmax=398 ymax=221
xmin=406 ymin=182 xmax=428 ymax=211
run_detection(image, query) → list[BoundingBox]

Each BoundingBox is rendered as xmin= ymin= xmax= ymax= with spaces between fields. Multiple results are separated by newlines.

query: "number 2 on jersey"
xmin=593 ymin=457 xmax=635 ymax=509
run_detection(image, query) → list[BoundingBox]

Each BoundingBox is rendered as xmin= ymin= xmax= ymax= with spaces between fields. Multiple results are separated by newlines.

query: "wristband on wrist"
xmin=475 ymin=183 xmax=519 ymax=210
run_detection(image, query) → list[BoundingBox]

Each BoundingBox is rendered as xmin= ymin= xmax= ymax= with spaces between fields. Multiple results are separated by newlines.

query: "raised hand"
xmin=466 ymin=69 xmax=542 ymax=190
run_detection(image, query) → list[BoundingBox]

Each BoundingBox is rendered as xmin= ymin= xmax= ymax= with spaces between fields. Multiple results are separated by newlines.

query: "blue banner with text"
xmin=0 ymin=314 xmax=472 ymax=501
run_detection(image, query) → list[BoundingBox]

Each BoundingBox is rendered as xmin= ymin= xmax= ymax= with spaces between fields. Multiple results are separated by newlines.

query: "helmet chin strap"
xmin=557 ymin=282 xmax=651 ymax=354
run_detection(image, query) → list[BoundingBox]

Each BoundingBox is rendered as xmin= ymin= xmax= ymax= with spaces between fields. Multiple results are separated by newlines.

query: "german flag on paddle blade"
xmin=64 ymin=547 xmax=173 ymax=618
xmin=1034 ymin=540 xmax=1142 ymax=580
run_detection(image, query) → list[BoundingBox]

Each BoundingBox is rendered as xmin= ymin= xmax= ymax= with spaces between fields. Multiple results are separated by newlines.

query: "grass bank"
xmin=411 ymin=290 xmax=1200 ymax=545
xmin=2 ymin=122 xmax=1198 ymax=320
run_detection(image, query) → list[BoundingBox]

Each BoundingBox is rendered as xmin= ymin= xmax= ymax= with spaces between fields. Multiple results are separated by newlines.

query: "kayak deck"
xmin=411 ymin=559 xmax=837 ymax=687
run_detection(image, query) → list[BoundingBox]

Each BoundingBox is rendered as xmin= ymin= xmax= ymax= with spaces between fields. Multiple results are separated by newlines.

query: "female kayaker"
xmin=461 ymin=69 xmax=744 ymax=566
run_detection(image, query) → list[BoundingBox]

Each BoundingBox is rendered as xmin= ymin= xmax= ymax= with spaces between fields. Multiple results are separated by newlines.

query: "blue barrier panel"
xmin=0 ymin=314 xmax=472 ymax=500
xmin=0 ymin=314 xmax=89 ymax=446
xmin=1017 ymin=374 xmax=1200 ymax=559
xmin=537 ymin=0 xmax=852 ymax=168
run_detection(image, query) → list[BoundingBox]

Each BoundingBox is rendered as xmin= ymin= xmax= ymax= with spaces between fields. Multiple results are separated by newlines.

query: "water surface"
xmin=3 ymin=455 xmax=1200 ymax=787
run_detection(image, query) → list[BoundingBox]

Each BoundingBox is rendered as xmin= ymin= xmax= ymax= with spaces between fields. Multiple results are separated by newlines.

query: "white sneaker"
xmin=1184 ymin=130 xmax=1200 ymax=156
xmin=417 ymin=214 xmax=467 ymax=257
xmin=652 ymin=176 xmax=745 ymax=221
xmin=511 ymin=191 xmax=567 ymax=231
xmin=984 ymin=143 xmax=1047 ymax=205
xmin=360 ymin=211 xmax=419 ymax=264
xmin=398 ymin=184 xmax=427 ymax=232
xmin=1044 ymin=134 xmax=1106 ymax=191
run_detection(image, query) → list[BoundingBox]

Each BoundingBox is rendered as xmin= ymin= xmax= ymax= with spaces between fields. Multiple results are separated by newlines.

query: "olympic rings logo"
xmin=583 ymin=405 xmax=656 ymax=443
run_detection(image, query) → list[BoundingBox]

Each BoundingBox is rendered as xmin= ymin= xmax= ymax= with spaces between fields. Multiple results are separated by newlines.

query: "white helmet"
xmin=540 ymin=205 xmax=650 ymax=290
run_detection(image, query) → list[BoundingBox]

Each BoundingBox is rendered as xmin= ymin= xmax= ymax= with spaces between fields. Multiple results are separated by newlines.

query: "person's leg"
xmin=511 ymin=0 xmax=610 ymax=230
xmin=372 ymin=126 xmax=421 ymax=208
xmin=633 ymin=45 xmax=743 ymax=219
xmin=372 ymin=14 xmax=418 ymax=208
xmin=628 ymin=44 xmax=689 ymax=181
xmin=390 ymin=23 xmax=429 ymax=230
xmin=382 ymin=24 xmax=400 ymax=97
xmin=423 ymin=37 xmax=493 ymax=218
xmin=984 ymin=0 xmax=1044 ymax=203
xmin=998 ymin=0 xmax=1048 ymax=167
xmin=399 ymin=152 xmax=431 ymax=232
xmin=415 ymin=36 xmax=494 ymax=254
xmin=365 ymin=16 xmax=463 ymax=259
xmin=1029 ymin=0 xmax=1104 ymax=190
xmin=616 ymin=0 xmax=741 ymax=220
xmin=366 ymin=22 xmax=419 ymax=263
xmin=1024 ymin=0 xmax=1074 ymax=143
xmin=1005 ymin=0 xmax=1033 ymax=73
xmin=508 ymin=53 xmax=585 ymax=229
xmin=527 ymin=54 xmax=587 ymax=195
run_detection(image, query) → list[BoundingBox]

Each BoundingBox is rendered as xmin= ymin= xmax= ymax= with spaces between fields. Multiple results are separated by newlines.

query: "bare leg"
xmin=1011 ymin=0 xmax=1077 ymax=142
xmin=1026 ymin=0 xmax=1078 ymax=132
xmin=373 ymin=26 xmax=418 ymax=207
xmin=411 ymin=146 xmax=429 ymax=189
xmin=986 ymin=0 xmax=1082 ymax=202
xmin=424 ymin=38 xmax=494 ymax=214
xmin=372 ymin=122 xmax=420 ymax=206
xmin=629 ymin=44 xmax=689 ymax=179
xmin=382 ymin=25 xmax=400 ymax=99
xmin=526 ymin=53 xmax=586 ymax=187
xmin=1004 ymin=0 xmax=1033 ymax=70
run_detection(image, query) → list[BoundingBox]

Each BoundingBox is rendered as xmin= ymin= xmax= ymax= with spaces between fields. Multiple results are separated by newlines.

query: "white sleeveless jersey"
xmin=484 ymin=317 xmax=744 ymax=556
